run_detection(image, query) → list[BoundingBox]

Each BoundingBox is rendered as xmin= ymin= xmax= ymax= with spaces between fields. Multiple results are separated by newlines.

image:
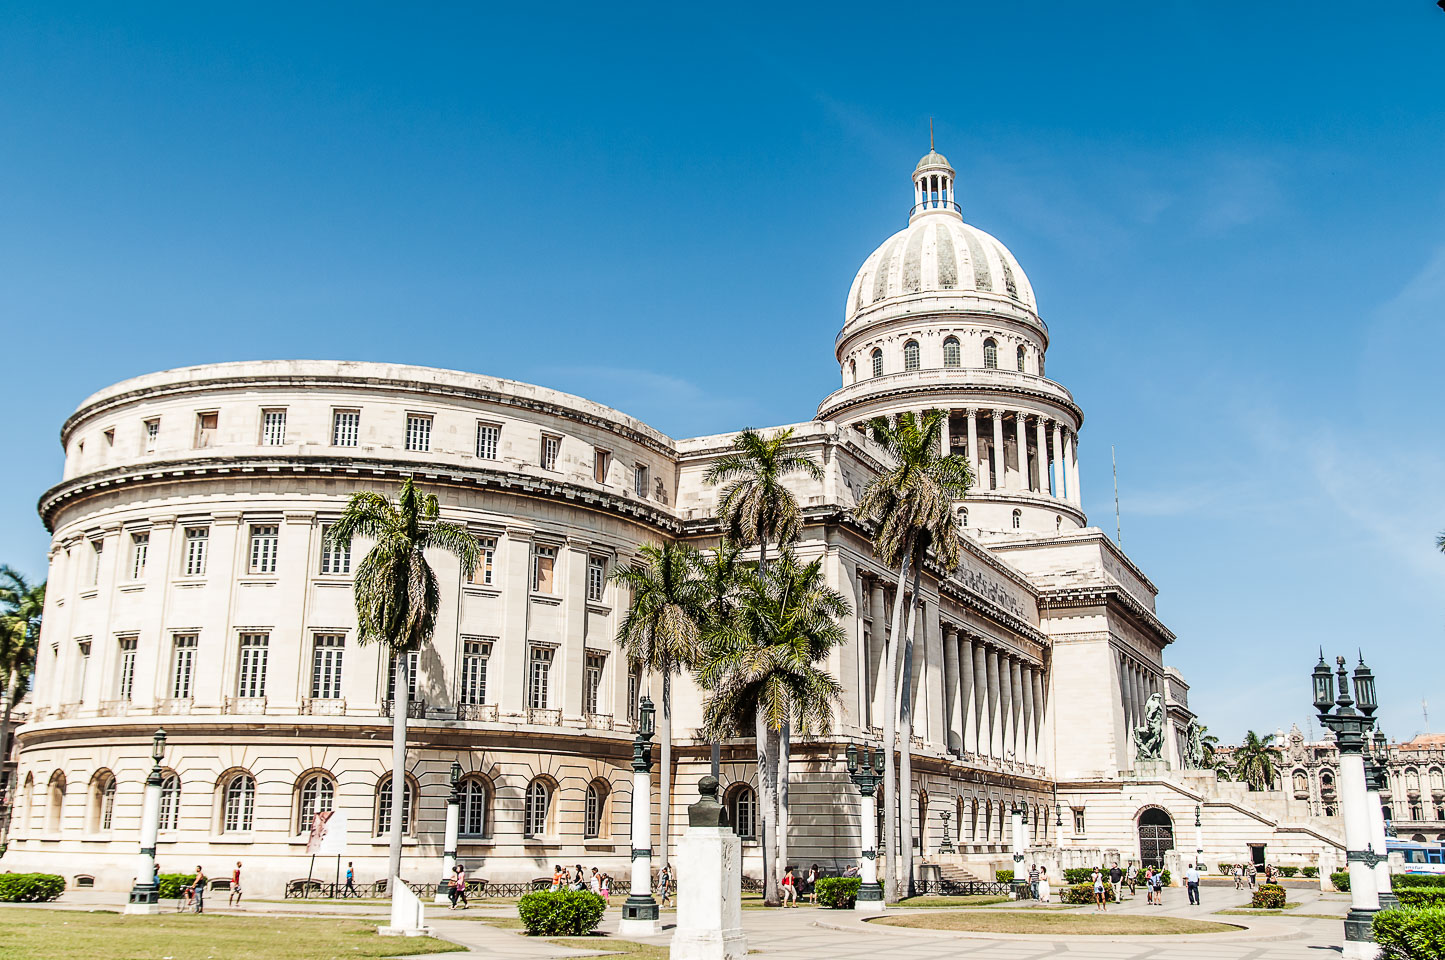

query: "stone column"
xmin=1051 ymin=421 xmax=1064 ymax=499
xmin=991 ymin=411 xmax=1007 ymax=491
xmin=939 ymin=409 xmax=951 ymax=455
xmin=923 ymin=607 xmax=945 ymax=748
xmin=985 ymin=648 xmax=1001 ymax=757
xmin=1067 ymin=432 xmax=1081 ymax=505
xmin=1031 ymin=669 xmax=1047 ymax=772
xmin=855 ymin=783 xmax=883 ymax=912
xmin=869 ymin=580 xmax=886 ymax=728
xmin=1021 ymin=665 xmax=1035 ymax=766
xmin=972 ymin=642 xmax=987 ymax=756
xmin=998 ymin=653 xmax=1013 ymax=760
xmin=965 ymin=409 xmax=979 ymax=479
xmin=942 ymin=625 xmax=960 ymax=755
xmin=958 ymin=634 xmax=974 ymax=756
xmin=620 ymin=741 xmax=661 ymax=935
xmin=1010 ymin=659 xmax=1025 ymax=763
xmin=1034 ymin=417 xmax=1048 ymax=494
xmin=1014 ymin=414 xmax=1029 ymax=494
xmin=124 ymin=751 xmax=165 ymax=915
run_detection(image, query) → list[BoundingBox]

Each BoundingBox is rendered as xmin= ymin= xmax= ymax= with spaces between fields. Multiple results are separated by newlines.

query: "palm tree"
xmin=704 ymin=427 xmax=823 ymax=886
xmin=1437 ymin=531 xmax=1445 ymax=554
xmin=697 ymin=552 xmax=849 ymax=906
xmin=326 ymin=478 xmax=480 ymax=892
xmin=1232 ymin=730 xmax=1282 ymax=791
xmin=695 ymin=540 xmax=745 ymax=779
xmin=855 ymin=410 xmax=972 ymax=899
xmin=0 ymin=567 xmax=44 ymax=843
xmin=610 ymin=541 xmax=708 ymax=873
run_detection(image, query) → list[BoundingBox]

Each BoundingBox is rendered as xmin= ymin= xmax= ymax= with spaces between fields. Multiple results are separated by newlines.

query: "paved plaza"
xmin=7 ymin=880 xmax=1353 ymax=959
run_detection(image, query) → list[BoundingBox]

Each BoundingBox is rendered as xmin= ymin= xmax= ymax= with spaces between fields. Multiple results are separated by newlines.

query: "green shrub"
xmin=1301 ymin=867 xmax=1319 ymax=878
xmin=994 ymin=869 xmax=1013 ymax=883
xmin=517 ymin=890 xmax=606 ymax=936
xmin=1251 ymin=883 xmax=1287 ymax=909
xmin=0 ymin=873 xmax=65 ymax=902
xmin=1279 ymin=866 xmax=1299 ymax=878
xmin=1374 ymin=906 xmax=1445 ymax=960
xmin=1217 ymin=863 xmax=1234 ymax=874
xmin=814 ymin=877 xmax=861 ymax=909
xmin=1059 ymin=881 xmax=1118 ymax=905
xmin=1132 ymin=868 xmax=1171 ymax=887
xmin=1395 ymin=875 xmax=1445 ymax=889
xmin=1331 ymin=871 xmax=1351 ymax=892
xmin=156 ymin=873 xmax=195 ymax=899
xmin=1397 ymin=889 xmax=1445 ymax=909
xmin=1063 ymin=868 xmax=1094 ymax=884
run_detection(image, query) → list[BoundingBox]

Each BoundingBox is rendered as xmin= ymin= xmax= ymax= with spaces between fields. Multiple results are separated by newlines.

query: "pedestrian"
xmin=451 ymin=864 xmax=469 ymax=909
xmin=573 ymin=864 xmax=586 ymax=891
xmin=590 ymin=867 xmax=602 ymax=896
xmin=343 ymin=862 xmax=358 ymax=898
xmin=191 ymin=865 xmax=207 ymax=914
xmin=1233 ymin=864 xmax=1243 ymax=890
xmin=228 ymin=861 xmax=243 ymax=907
xmin=1126 ymin=866 xmax=1137 ymax=899
xmin=1091 ymin=868 xmax=1105 ymax=912
xmin=656 ymin=864 xmax=671 ymax=907
xmin=1143 ymin=868 xmax=1154 ymax=905
xmin=781 ymin=867 xmax=797 ymax=907
xmin=806 ymin=864 xmax=819 ymax=904
xmin=601 ymin=872 xmax=611 ymax=905
xmin=1185 ymin=862 xmax=1201 ymax=906
xmin=1037 ymin=867 xmax=1051 ymax=904
xmin=551 ymin=865 xmax=564 ymax=892
xmin=1108 ymin=862 xmax=1123 ymax=900
xmin=1247 ymin=862 xmax=1257 ymax=889
xmin=1028 ymin=863 xmax=1040 ymax=900
xmin=1151 ymin=868 xmax=1163 ymax=905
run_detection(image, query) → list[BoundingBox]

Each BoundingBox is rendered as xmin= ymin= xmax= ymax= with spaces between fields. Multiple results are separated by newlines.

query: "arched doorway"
xmin=1137 ymin=807 xmax=1175 ymax=869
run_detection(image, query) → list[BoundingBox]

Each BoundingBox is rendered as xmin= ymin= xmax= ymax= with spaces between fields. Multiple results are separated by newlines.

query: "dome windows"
xmin=903 ymin=340 xmax=920 ymax=371
xmin=983 ymin=339 xmax=999 ymax=369
xmin=1011 ymin=509 xmax=1021 ymax=529
xmin=871 ymin=349 xmax=883 ymax=378
xmin=849 ymin=359 xmax=856 ymax=383
xmin=1017 ymin=345 xmax=1027 ymax=372
xmin=943 ymin=337 xmax=961 ymax=368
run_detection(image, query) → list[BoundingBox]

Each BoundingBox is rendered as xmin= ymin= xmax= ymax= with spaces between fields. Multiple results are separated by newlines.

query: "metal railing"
xmin=300 ymin=698 xmax=347 ymax=716
xmin=223 ymin=696 xmax=268 ymax=715
xmin=456 ymin=703 xmax=497 ymax=722
xmin=526 ymin=707 xmax=561 ymax=726
xmin=381 ymin=699 xmax=427 ymax=719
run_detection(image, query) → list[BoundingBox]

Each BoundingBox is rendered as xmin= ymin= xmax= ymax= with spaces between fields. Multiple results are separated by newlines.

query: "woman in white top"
xmin=1037 ymin=867 xmax=1051 ymax=904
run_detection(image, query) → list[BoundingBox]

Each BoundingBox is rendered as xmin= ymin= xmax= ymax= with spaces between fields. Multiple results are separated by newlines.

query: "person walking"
xmin=550 ymin=865 xmax=564 ymax=892
xmin=805 ymin=864 xmax=819 ymax=904
xmin=1246 ymin=862 xmax=1257 ymax=890
xmin=1028 ymin=863 xmax=1040 ymax=900
xmin=1126 ymin=865 xmax=1138 ymax=899
xmin=1151 ymin=868 xmax=1163 ymax=905
xmin=343 ymin=862 xmax=358 ymax=898
xmin=590 ymin=867 xmax=602 ymax=896
xmin=228 ymin=861 xmax=243 ymax=907
xmin=1233 ymin=864 xmax=1243 ymax=890
xmin=1185 ymin=862 xmax=1201 ymax=906
xmin=1037 ymin=867 xmax=1051 ymax=904
xmin=780 ymin=868 xmax=797 ymax=907
xmin=1091 ymin=868 xmax=1106 ymax=912
xmin=1142 ymin=868 xmax=1154 ymax=905
xmin=658 ymin=864 xmax=673 ymax=907
xmin=1108 ymin=862 xmax=1123 ymax=901
xmin=600 ymin=872 xmax=611 ymax=906
xmin=191 ymin=865 xmax=207 ymax=914
xmin=450 ymin=864 xmax=469 ymax=909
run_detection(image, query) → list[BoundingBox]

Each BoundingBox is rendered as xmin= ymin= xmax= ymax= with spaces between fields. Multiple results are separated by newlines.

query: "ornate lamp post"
xmin=939 ymin=809 xmax=954 ymax=855
xmin=619 ymin=696 xmax=660 ymax=935
xmin=1009 ymin=801 xmax=1028 ymax=898
xmin=1366 ymin=731 xmax=1398 ymax=910
xmin=1313 ymin=652 xmax=1382 ymax=959
xmin=1194 ymin=804 xmax=1203 ymax=869
xmin=125 ymin=728 xmax=167 ymax=915
xmin=434 ymin=761 xmax=463 ymax=905
xmin=845 ymin=743 xmax=885 ymax=911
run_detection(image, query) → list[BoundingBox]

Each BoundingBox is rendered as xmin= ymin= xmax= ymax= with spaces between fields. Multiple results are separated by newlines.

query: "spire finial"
xmin=929 ymin=117 xmax=934 ymax=151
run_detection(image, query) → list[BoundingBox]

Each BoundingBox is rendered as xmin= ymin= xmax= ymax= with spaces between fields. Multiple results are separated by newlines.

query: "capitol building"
xmin=5 ymin=150 xmax=1346 ymax=895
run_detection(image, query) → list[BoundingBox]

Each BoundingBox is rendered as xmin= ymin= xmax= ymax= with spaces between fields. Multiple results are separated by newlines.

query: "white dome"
xmin=845 ymin=215 xmax=1037 ymax=323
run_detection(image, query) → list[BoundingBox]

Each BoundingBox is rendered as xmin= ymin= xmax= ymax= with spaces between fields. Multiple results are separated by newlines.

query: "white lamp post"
xmin=845 ymin=744 xmax=885 ymax=911
xmin=1367 ymin=732 xmax=1397 ymax=910
xmin=619 ymin=696 xmax=660 ymax=936
xmin=1010 ymin=802 xmax=1027 ymax=897
xmin=434 ymin=761 xmax=462 ymax=905
xmin=1314 ymin=653 xmax=1382 ymax=960
xmin=1194 ymin=804 xmax=1203 ymax=870
xmin=124 ymin=729 xmax=167 ymax=915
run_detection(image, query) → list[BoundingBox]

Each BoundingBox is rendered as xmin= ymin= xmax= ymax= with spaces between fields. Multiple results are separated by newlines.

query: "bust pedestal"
xmin=670 ymin=827 xmax=746 ymax=960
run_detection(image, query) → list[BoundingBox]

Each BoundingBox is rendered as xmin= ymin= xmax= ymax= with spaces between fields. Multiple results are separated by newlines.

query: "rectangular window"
xmin=587 ymin=556 xmax=606 ymax=603
xmin=88 ymin=540 xmax=103 ymax=586
xmin=171 ymin=635 xmax=197 ymax=699
xmin=331 ymin=409 xmax=360 ymax=447
xmin=1072 ymin=807 xmax=1086 ymax=834
xmin=103 ymin=427 xmax=115 ymax=446
xmin=626 ymin=663 xmax=642 ymax=722
xmin=469 ymin=537 xmax=495 ymax=586
xmin=248 ymin=525 xmax=279 ymax=574
xmin=261 ymin=408 xmax=287 ymax=446
xmin=182 ymin=527 xmax=208 ymax=577
xmin=405 ymin=414 xmax=432 ymax=452
xmin=116 ymin=637 xmax=138 ymax=701
xmin=237 ymin=633 xmax=269 ymax=698
xmin=310 ymin=635 xmax=345 ymax=699
xmin=319 ymin=525 xmax=351 ymax=576
xmin=129 ymin=532 xmax=149 ymax=580
xmin=386 ymin=650 xmax=420 ymax=701
xmin=541 ymin=434 xmax=560 ymax=471
xmin=528 ymin=647 xmax=553 ymax=710
xmin=459 ymin=638 xmax=490 ymax=705
xmin=144 ymin=418 xmax=160 ymax=452
xmin=593 ymin=448 xmax=611 ymax=483
xmin=532 ymin=545 xmax=556 ymax=595
xmin=75 ymin=640 xmax=91 ymax=702
xmin=634 ymin=463 xmax=649 ymax=498
xmin=195 ymin=411 xmax=218 ymax=448
xmin=475 ymin=422 xmax=499 ymax=460
xmin=584 ymin=653 xmax=605 ymax=715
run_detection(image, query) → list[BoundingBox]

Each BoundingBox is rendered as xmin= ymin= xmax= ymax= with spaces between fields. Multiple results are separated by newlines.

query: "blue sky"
xmin=2 ymin=3 xmax=1442 ymax=744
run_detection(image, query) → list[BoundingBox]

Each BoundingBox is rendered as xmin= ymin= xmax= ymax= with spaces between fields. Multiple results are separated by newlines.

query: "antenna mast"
xmin=1112 ymin=445 xmax=1122 ymax=545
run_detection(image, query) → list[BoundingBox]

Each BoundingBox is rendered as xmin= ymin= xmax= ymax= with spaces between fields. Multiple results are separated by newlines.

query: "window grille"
xmin=261 ymin=409 xmax=287 ymax=446
xmin=475 ymin=422 xmax=499 ymax=460
xmin=237 ymin=633 xmax=269 ymax=698
xmin=405 ymin=415 xmax=432 ymax=452
xmin=249 ymin=525 xmax=279 ymax=574
xmin=310 ymin=635 xmax=344 ymax=699
xmin=183 ymin=527 xmax=208 ymax=577
xmin=332 ymin=410 xmax=360 ymax=447
xmin=171 ymin=635 xmax=197 ymax=699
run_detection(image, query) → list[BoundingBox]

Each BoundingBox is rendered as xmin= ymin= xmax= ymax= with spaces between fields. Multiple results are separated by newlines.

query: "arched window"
xmin=95 ymin=773 xmax=117 ymax=832
xmin=525 ymin=779 xmax=553 ymax=838
xmin=46 ymin=772 xmax=66 ymax=833
xmin=159 ymin=772 xmax=180 ymax=832
xmin=1292 ymin=770 xmax=1308 ymax=794
xmin=1011 ymin=509 xmax=1022 ymax=529
xmin=1016 ymin=345 xmax=1027 ymax=372
xmin=871 ymin=348 xmax=883 ymax=378
xmin=19 ymin=773 xmax=34 ymax=833
xmin=917 ymin=789 xmax=929 ymax=853
xmin=903 ymin=340 xmax=920 ymax=371
xmin=296 ymin=773 xmax=335 ymax=833
xmin=983 ymin=338 xmax=998 ymax=369
xmin=969 ymin=799 xmax=978 ymax=841
xmin=982 ymin=801 xmax=992 ymax=842
xmin=849 ymin=359 xmax=856 ymax=383
xmin=222 ymin=773 xmax=255 ymax=833
xmin=460 ymin=777 xmax=490 ymax=838
xmin=1430 ymin=768 xmax=1444 ymax=791
xmin=584 ymin=780 xmax=610 ymax=839
xmin=727 ymin=784 xmax=757 ymax=840
xmin=957 ymin=506 xmax=968 ymax=528
xmin=1406 ymin=768 xmax=1420 ymax=792
xmin=1321 ymin=770 xmax=1336 ymax=794
xmin=943 ymin=337 xmax=961 ymax=368
xmin=376 ymin=775 xmax=414 ymax=837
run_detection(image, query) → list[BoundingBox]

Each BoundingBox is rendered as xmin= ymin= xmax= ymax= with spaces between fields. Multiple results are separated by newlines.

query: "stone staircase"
xmin=935 ymin=863 xmax=987 ymax=885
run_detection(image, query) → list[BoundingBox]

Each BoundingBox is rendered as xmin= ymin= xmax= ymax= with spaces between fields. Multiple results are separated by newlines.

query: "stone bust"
xmin=688 ymin=775 xmax=731 ymax=829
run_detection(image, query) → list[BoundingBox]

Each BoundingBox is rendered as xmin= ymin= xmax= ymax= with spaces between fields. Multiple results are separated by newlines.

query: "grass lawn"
xmin=548 ymin=938 xmax=668 ymax=959
xmin=871 ymin=910 xmax=1240 ymax=935
xmin=893 ymin=895 xmax=1012 ymax=908
xmin=0 ymin=908 xmax=465 ymax=960
xmin=1214 ymin=909 xmax=1341 ymax=919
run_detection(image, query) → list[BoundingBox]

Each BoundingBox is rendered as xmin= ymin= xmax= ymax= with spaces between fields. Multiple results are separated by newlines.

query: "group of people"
xmin=778 ymin=865 xmax=823 ymax=906
xmin=549 ymin=863 xmax=621 ymax=905
xmin=167 ymin=861 xmax=244 ymax=913
xmin=1231 ymin=862 xmax=1269 ymax=889
xmin=1025 ymin=864 xmax=1053 ymax=902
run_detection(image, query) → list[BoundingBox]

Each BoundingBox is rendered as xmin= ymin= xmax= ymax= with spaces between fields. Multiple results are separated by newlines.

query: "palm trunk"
xmin=0 ymin=674 xmax=15 ymax=843
xmin=756 ymin=708 xmax=780 ymax=906
xmin=777 ymin=723 xmax=789 ymax=883
xmin=658 ymin=671 xmax=672 ymax=870
xmin=898 ymin=560 xmax=922 ymax=897
xmin=388 ymin=650 xmax=409 ymax=895
xmin=881 ymin=541 xmax=913 ymax=902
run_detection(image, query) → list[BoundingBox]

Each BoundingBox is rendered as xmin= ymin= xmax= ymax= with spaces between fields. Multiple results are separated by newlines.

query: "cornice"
xmin=817 ymin=378 xmax=1084 ymax=426
xmin=1037 ymin=584 xmax=1176 ymax=645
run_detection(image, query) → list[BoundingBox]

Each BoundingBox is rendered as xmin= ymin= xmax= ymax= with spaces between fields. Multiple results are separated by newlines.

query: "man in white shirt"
xmin=1185 ymin=863 xmax=1202 ymax=905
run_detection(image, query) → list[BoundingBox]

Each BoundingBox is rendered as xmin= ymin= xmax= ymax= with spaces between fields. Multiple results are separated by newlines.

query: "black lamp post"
xmin=619 ymin=696 xmax=659 ymax=933
xmin=125 ymin=728 xmax=167 ymax=913
xmin=1313 ymin=650 xmax=1383 ymax=953
xmin=845 ymin=744 xmax=886 ymax=909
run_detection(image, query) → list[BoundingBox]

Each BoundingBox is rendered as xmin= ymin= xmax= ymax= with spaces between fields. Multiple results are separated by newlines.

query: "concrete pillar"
xmin=923 ymin=607 xmax=945 ymax=748
xmin=971 ymin=642 xmax=987 ymax=757
xmin=958 ymin=634 xmax=974 ymax=756
xmin=1339 ymin=750 xmax=1380 ymax=958
xmin=998 ymin=653 xmax=1014 ymax=761
xmin=965 ymin=409 xmax=979 ymax=481
xmin=942 ymin=625 xmax=960 ymax=755
xmin=991 ymin=411 xmax=1006 ymax=491
xmin=1021 ymin=665 xmax=1035 ymax=766
xmin=1014 ymin=414 xmax=1029 ymax=494
xmin=1031 ymin=668 xmax=1046 ymax=771
xmin=1010 ymin=658 xmax=1025 ymax=763
xmin=1067 ymin=432 xmax=1081 ymax=506
xmin=869 ymin=581 xmax=886 ymax=728
xmin=985 ymin=648 xmax=1001 ymax=758
xmin=939 ymin=409 xmax=951 ymax=456
xmin=852 ymin=570 xmax=868 ymax=730
xmin=1051 ymin=421 xmax=1064 ymax=500
xmin=1034 ymin=416 xmax=1048 ymax=494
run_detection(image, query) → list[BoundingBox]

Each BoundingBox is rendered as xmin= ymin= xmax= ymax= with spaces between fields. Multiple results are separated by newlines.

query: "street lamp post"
xmin=1194 ymin=804 xmax=1203 ymax=869
xmin=1367 ymin=731 xmax=1398 ymax=910
xmin=845 ymin=743 xmax=885 ymax=911
xmin=1009 ymin=802 xmax=1028 ymax=898
xmin=124 ymin=729 xmax=167 ymax=915
xmin=435 ymin=761 xmax=463 ymax=905
xmin=1313 ymin=652 xmax=1383 ymax=959
xmin=939 ymin=810 xmax=954 ymax=855
xmin=619 ymin=696 xmax=660 ymax=936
